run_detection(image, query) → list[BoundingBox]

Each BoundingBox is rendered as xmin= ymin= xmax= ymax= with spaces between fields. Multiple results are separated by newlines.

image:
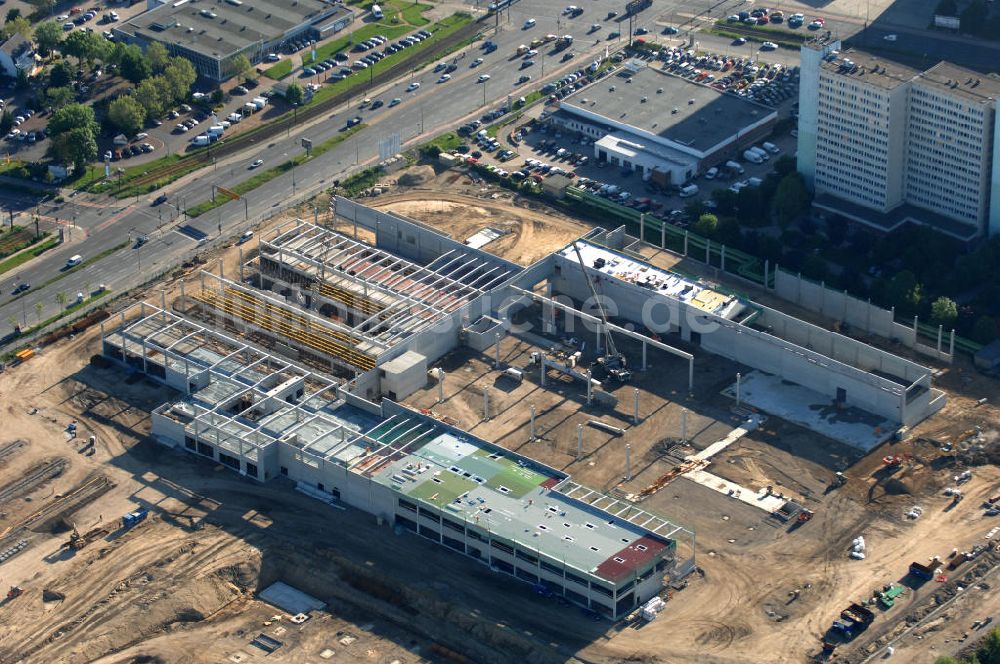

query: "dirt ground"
xmin=1 ymin=178 xmax=999 ymax=664
xmin=370 ymin=190 xmax=591 ymax=267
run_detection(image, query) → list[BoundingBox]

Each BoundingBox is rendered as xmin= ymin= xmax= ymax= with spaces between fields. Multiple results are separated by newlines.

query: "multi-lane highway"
xmin=0 ymin=0 xmax=661 ymax=342
xmin=2 ymin=0 xmax=997 ymax=343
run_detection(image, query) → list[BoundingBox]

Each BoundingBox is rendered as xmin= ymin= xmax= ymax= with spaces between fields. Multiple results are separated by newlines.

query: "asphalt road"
xmin=1 ymin=0 xmax=996 ymax=342
xmin=0 ymin=0 xmax=664 ymax=341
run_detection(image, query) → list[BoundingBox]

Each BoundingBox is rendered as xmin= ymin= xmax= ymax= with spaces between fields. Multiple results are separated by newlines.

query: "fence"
xmin=562 ymin=186 xmax=981 ymax=361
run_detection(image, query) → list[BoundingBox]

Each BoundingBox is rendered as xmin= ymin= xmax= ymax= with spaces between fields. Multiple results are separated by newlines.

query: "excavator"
xmin=570 ymin=242 xmax=631 ymax=383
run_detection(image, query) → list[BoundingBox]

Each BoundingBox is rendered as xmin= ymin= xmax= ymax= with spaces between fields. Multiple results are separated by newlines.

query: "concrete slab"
xmin=258 ymin=581 xmax=327 ymax=615
xmin=680 ymin=470 xmax=787 ymax=513
xmin=688 ymin=415 xmax=761 ymax=461
xmin=723 ymin=371 xmax=894 ymax=452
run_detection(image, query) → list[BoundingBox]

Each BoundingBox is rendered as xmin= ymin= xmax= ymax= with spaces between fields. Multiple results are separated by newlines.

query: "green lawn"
xmin=264 ymin=59 xmax=294 ymax=80
xmin=307 ymin=13 xmax=474 ymax=108
xmin=0 ymin=236 xmax=58 ymax=277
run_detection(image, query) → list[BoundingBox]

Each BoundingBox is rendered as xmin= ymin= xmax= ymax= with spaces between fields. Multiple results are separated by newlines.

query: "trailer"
xmin=833 ymin=602 xmax=875 ymax=638
xmin=122 ymin=508 xmax=149 ymax=530
xmin=909 ymin=561 xmax=935 ymax=581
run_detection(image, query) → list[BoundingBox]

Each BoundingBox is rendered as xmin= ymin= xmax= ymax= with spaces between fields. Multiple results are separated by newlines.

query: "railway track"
xmin=0 ymin=472 xmax=115 ymax=546
xmin=0 ymin=439 xmax=27 ymax=464
xmin=0 ymin=457 xmax=68 ymax=506
xmin=125 ymin=18 xmax=483 ymax=191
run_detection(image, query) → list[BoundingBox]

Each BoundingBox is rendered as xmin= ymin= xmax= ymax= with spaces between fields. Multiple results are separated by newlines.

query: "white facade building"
xmin=798 ymin=39 xmax=1000 ymax=240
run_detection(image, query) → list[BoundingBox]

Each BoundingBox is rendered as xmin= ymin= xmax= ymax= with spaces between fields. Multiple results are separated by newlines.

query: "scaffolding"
xmin=256 ymin=223 xmax=517 ymax=346
xmin=188 ymin=274 xmax=379 ymax=372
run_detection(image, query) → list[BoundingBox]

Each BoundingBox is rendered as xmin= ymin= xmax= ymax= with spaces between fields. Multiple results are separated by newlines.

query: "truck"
xmin=251 ymin=96 xmax=268 ymax=110
xmin=555 ymin=35 xmax=574 ymax=50
xmin=122 ymin=508 xmax=149 ymax=530
xmin=371 ymin=3 xmax=383 ymax=19
xmin=909 ymin=560 xmax=935 ymax=581
xmin=743 ymin=149 xmax=763 ymax=164
xmin=191 ymin=134 xmax=210 ymax=147
xmin=679 ymin=184 xmax=699 ymax=197
xmin=832 ymin=603 xmax=875 ymax=638
xmin=207 ymin=125 xmax=225 ymax=137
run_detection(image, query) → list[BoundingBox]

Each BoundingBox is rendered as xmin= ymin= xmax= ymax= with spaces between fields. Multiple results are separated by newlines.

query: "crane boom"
xmin=570 ymin=242 xmax=619 ymax=358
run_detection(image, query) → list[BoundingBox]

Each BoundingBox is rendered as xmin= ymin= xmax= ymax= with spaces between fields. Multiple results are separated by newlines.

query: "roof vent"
xmin=609 ymin=85 xmax=616 ymax=91
xmin=672 ymin=107 xmax=678 ymax=114
xmin=640 ymin=96 xmax=647 ymax=103
xmin=967 ymin=77 xmax=973 ymax=84
xmin=974 ymin=78 xmax=981 ymax=87
xmin=946 ymin=79 xmax=952 ymax=85
xmin=657 ymin=87 xmax=663 ymax=93
xmin=688 ymin=98 xmax=695 ymax=104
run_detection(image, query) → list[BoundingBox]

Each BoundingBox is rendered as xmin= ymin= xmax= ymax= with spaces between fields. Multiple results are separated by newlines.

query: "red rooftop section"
xmin=594 ymin=534 xmax=671 ymax=583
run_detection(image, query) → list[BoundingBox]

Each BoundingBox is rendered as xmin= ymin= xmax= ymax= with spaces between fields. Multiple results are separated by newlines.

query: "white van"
xmin=371 ymin=3 xmax=383 ymax=19
xmin=762 ymin=141 xmax=780 ymax=154
xmin=207 ymin=125 xmax=225 ymax=136
xmin=747 ymin=176 xmax=763 ymax=187
xmin=191 ymin=135 xmax=210 ymax=147
xmin=66 ymin=254 xmax=83 ymax=268
xmin=704 ymin=166 xmax=718 ymax=180
xmin=742 ymin=150 xmax=763 ymax=164
xmin=679 ymin=184 xmax=699 ymax=198
xmin=725 ymin=160 xmax=744 ymax=174
xmin=750 ymin=146 xmax=770 ymax=161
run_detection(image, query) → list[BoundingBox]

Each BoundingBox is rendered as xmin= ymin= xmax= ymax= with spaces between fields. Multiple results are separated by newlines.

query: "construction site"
xmin=0 ymin=172 xmax=999 ymax=664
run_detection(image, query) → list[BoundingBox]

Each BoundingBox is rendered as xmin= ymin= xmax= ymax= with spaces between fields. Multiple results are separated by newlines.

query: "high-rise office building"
xmin=798 ymin=38 xmax=1000 ymax=241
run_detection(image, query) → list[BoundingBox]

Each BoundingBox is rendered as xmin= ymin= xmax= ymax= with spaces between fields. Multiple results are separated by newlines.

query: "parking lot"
xmin=451 ymin=44 xmax=799 ymax=225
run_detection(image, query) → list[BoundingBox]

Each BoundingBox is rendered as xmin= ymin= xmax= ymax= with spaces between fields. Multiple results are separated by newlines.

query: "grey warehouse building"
xmin=113 ymin=0 xmax=353 ymax=81
xmin=549 ymin=61 xmax=777 ymax=185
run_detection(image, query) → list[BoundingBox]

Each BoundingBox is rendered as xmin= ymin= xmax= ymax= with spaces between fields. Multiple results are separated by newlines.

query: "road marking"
xmin=92 ymin=205 xmax=135 ymax=234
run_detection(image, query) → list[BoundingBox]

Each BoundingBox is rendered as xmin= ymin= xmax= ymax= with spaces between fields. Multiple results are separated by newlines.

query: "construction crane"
xmin=569 ymin=242 xmax=631 ymax=383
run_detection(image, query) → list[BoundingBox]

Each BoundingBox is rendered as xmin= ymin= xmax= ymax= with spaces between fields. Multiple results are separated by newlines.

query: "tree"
xmin=34 ymin=21 xmax=63 ymax=56
xmin=694 ymin=213 xmax=718 ymax=237
xmin=55 ymin=291 xmax=68 ymax=310
xmin=960 ymin=0 xmax=989 ymax=36
xmin=7 ymin=315 xmax=20 ymax=331
xmin=772 ymin=172 xmax=811 ymax=226
xmin=26 ymin=0 xmax=57 ymax=15
xmin=48 ymin=102 xmax=98 ymax=137
xmin=0 ymin=110 xmax=12 ymax=135
xmin=162 ymin=57 xmax=196 ymax=100
xmin=930 ymin=296 xmax=958 ymax=327
xmin=772 ymin=154 xmax=796 ymax=178
xmin=884 ymin=269 xmax=922 ymax=315
xmin=45 ymin=86 xmax=75 ymax=110
xmin=34 ymin=302 xmax=43 ymax=324
xmin=972 ymin=315 xmax=998 ymax=345
xmin=146 ymin=42 xmax=170 ymax=73
xmin=976 ymin=626 xmax=1000 ymax=663
xmin=3 ymin=15 xmax=32 ymax=40
xmin=801 ymin=254 xmax=829 ymax=282
xmin=210 ymin=87 xmax=224 ymax=105
xmin=3 ymin=15 xmax=34 ymax=39
xmin=932 ymin=657 xmax=959 ymax=664
xmin=48 ymin=60 xmax=73 ymax=88
xmin=135 ymin=76 xmax=173 ymax=120
xmin=936 ymin=0 xmax=958 ymax=13
xmin=107 ymin=95 xmax=147 ymax=136
xmin=230 ymin=53 xmax=254 ymax=82
xmin=52 ymin=126 xmax=98 ymax=171
xmin=62 ymin=30 xmax=108 ymax=68
xmin=5 ymin=8 xmax=20 ymax=22
xmin=711 ymin=188 xmax=738 ymax=216
xmin=285 ymin=82 xmax=304 ymax=106
xmin=119 ymin=44 xmax=151 ymax=83
xmin=825 ymin=215 xmax=848 ymax=246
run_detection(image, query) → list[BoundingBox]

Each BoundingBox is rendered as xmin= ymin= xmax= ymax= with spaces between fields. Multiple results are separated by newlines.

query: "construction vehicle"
xmin=6 ymin=586 xmax=23 ymax=600
xmin=569 ymin=242 xmax=631 ymax=383
xmin=829 ymin=472 xmax=847 ymax=489
xmin=908 ymin=561 xmax=935 ymax=581
xmin=797 ymin=509 xmax=815 ymax=523
xmin=875 ymin=583 xmax=905 ymax=609
xmin=882 ymin=455 xmax=904 ymax=468
xmin=64 ymin=508 xmax=149 ymax=551
xmin=831 ymin=603 xmax=875 ymax=639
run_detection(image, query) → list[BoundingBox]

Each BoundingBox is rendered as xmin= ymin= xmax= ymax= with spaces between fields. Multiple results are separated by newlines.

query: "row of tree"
xmin=107 ymin=46 xmax=198 ymax=136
